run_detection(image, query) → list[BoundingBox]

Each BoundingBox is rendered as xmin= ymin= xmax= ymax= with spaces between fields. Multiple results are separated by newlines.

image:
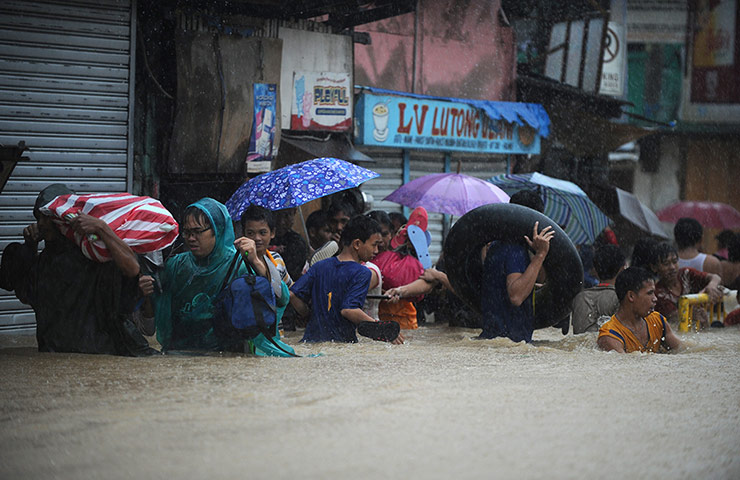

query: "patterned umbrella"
xmin=384 ymin=172 xmax=510 ymax=216
xmin=657 ymin=201 xmax=740 ymax=229
xmin=488 ymin=172 xmax=611 ymax=245
xmin=40 ymin=193 xmax=179 ymax=262
xmin=226 ymin=157 xmax=380 ymax=219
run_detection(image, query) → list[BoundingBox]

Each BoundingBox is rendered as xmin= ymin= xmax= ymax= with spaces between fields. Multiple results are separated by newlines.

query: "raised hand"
xmin=524 ymin=221 xmax=554 ymax=257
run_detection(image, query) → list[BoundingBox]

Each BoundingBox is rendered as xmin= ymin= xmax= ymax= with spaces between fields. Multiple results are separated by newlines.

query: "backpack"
xmin=211 ymin=253 xmax=278 ymax=348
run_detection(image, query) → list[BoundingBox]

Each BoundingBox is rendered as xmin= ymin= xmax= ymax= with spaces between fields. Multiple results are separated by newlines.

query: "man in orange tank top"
xmin=598 ymin=267 xmax=682 ymax=353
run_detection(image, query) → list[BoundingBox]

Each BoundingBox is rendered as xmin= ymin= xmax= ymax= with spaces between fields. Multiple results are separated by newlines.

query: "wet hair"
xmin=509 ymin=190 xmax=544 ymax=213
xmin=306 ymin=209 xmax=329 ymax=231
xmin=651 ymin=242 xmax=678 ymax=266
xmin=241 ymin=204 xmax=275 ymax=231
xmin=716 ymin=230 xmax=736 ymax=249
xmin=340 ymin=215 xmax=381 ymax=247
xmin=593 ymin=244 xmax=625 ymax=280
xmin=183 ymin=205 xmax=213 ymax=228
xmin=389 ymin=212 xmax=407 ymax=226
xmin=366 ymin=210 xmax=392 ymax=229
xmin=327 ymin=201 xmax=355 ymax=219
xmin=615 ymin=267 xmax=655 ymax=302
xmin=630 ymin=237 xmax=658 ymax=270
xmin=674 ymin=217 xmax=703 ymax=249
xmin=728 ymin=234 xmax=740 ymax=262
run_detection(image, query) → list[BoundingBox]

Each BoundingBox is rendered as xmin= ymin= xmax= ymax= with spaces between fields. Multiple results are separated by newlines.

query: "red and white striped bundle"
xmin=40 ymin=193 xmax=179 ymax=262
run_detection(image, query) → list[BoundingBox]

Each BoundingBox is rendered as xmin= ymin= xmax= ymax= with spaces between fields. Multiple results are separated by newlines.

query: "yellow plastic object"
xmin=677 ymin=292 xmax=731 ymax=332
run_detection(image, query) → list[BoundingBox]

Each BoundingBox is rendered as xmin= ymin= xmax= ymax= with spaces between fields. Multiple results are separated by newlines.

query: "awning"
xmin=356 ymin=85 xmax=551 ymax=138
xmin=279 ymin=133 xmax=374 ymax=164
xmin=551 ymin=109 xmax=657 ymax=156
xmin=516 ymin=71 xmax=660 ymax=155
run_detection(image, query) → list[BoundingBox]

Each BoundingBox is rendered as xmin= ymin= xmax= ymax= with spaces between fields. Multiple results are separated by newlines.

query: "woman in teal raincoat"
xmin=154 ymin=198 xmax=292 ymax=354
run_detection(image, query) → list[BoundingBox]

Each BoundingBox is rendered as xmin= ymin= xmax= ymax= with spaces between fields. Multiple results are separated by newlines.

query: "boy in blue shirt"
xmin=290 ymin=215 xmax=404 ymax=344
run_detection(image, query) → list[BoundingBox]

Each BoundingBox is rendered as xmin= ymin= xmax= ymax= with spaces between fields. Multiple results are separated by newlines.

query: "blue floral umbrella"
xmin=226 ymin=157 xmax=380 ymax=220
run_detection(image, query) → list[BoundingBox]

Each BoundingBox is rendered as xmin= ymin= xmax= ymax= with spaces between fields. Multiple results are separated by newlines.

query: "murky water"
xmin=1 ymin=324 xmax=739 ymax=479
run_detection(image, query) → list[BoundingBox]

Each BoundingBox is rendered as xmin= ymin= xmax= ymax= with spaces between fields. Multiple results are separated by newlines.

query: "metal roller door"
xmin=0 ymin=0 xmax=135 ymax=332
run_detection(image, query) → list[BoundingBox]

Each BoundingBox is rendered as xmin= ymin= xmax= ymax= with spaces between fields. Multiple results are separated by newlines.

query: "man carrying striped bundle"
xmin=0 ymin=184 xmax=158 ymax=356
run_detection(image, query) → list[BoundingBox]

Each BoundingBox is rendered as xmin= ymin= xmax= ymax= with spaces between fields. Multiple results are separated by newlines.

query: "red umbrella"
xmin=656 ymin=201 xmax=740 ymax=230
xmin=40 ymin=193 xmax=179 ymax=262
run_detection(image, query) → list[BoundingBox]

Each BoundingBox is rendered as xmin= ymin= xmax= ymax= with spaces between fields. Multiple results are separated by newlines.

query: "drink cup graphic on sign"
xmin=372 ymin=102 xmax=389 ymax=142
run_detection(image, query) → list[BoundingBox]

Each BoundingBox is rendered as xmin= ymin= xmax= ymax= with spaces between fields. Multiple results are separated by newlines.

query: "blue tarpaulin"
xmin=356 ymin=86 xmax=551 ymax=138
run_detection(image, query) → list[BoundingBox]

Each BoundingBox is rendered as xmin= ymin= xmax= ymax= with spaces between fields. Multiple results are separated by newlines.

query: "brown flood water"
xmin=1 ymin=324 xmax=739 ymax=480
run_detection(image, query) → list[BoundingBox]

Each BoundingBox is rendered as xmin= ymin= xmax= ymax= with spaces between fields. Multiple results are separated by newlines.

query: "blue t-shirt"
xmin=480 ymin=242 xmax=534 ymax=343
xmin=290 ymin=257 xmax=371 ymax=342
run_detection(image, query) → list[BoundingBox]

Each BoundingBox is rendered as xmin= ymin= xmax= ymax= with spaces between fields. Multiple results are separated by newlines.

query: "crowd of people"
xmin=2 ymin=183 xmax=738 ymax=357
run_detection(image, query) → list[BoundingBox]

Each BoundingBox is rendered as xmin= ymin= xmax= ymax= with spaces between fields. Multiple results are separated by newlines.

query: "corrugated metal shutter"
xmin=0 ymin=0 xmax=134 ymax=332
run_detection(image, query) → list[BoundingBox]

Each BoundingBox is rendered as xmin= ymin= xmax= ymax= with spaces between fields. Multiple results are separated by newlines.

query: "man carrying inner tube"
xmin=479 ymin=191 xmax=554 ymax=343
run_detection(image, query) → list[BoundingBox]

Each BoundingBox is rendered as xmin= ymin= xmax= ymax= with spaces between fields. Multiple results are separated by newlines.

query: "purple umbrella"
xmin=384 ymin=173 xmax=510 ymax=217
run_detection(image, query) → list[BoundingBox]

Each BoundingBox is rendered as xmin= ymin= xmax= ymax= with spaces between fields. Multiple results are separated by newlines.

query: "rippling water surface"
xmin=1 ymin=325 xmax=739 ymax=479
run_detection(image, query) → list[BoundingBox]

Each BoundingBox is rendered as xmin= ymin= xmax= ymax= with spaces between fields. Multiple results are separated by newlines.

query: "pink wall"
xmin=354 ymin=0 xmax=516 ymax=101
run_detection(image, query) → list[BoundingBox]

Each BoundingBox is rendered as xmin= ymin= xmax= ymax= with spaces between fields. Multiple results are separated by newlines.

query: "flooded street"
xmin=1 ymin=325 xmax=739 ymax=479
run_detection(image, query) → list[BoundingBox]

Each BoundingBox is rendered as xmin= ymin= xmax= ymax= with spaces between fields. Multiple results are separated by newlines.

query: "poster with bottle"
xmin=291 ymin=72 xmax=352 ymax=131
xmin=247 ymin=83 xmax=278 ymax=162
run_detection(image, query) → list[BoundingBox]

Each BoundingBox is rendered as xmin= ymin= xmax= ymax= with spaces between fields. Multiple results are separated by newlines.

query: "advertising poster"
xmin=682 ymin=0 xmax=740 ymax=122
xmin=291 ymin=72 xmax=352 ymax=131
xmin=247 ymin=83 xmax=278 ymax=162
xmin=690 ymin=0 xmax=738 ymax=103
xmin=355 ymin=93 xmax=540 ymax=155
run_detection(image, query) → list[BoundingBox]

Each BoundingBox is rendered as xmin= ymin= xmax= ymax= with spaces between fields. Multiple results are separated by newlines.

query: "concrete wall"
xmin=354 ymin=0 xmax=515 ymax=101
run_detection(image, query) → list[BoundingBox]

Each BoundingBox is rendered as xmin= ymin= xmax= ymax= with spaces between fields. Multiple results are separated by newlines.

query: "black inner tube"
xmin=442 ymin=203 xmax=583 ymax=330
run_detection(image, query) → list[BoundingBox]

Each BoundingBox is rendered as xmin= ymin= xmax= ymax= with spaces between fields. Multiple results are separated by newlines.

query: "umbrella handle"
xmin=298 ymin=207 xmax=311 ymax=244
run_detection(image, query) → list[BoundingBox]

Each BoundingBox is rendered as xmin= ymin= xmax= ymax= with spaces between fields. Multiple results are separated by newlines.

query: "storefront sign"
xmin=247 ymin=83 xmax=278 ymax=163
xmin=355 ymin=93 xmax=540 ymax=154
xmin=291 ymin=72 xmax=352 ymax=131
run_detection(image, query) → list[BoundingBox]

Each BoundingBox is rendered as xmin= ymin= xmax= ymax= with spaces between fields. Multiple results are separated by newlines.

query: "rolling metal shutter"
xmin=0 ymin=0 xmax=135 ymax=332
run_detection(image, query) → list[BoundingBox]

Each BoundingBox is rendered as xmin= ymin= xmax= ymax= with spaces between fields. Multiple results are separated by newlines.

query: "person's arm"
xmin=699 ymin=272 xmax=723 ymax=303
xmin=233 ymin=237 xmax=267 ymax=277
xmin=702 ymin=254 xmax=723 ymax=277
xmin=341 ymin=307 xmax=377 ymax=325
xmin=70 ymin=214 xmax=139 ymax=277
xmin=597 ymin=335 xmax=625 ymax=353
xmin=420 ymin=268 xmax=452 ymax=292
xmin=385 ymin=277 xmax=435 ymax=301
xmin=289 ymin=291 xmax=310 ymax=318
xmin=507 ymin=222 xmax=554 ymax=306
xmin=662 ymin=321 xmax=682 ymax=352
xmin=22 ymin=223 xmax=41 ymax=250
xmin=139 ymin=275 xmax=155 ymax=296
xmin=341 ymin=307 xmax=404 ymax=344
